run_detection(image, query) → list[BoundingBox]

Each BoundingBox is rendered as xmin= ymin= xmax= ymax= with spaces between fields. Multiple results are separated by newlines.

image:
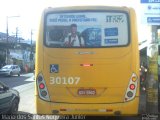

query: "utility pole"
xmin=6 ymin=17 xmax=8 ymax=43
xmin=6 ymin=16 xmax=9 ymax=64
xmin=6 ymin=16 xmax=20 ymax=64
xmin=30 ymin=29 xmax=33 ymax=61
xmin=6 ymin=16 xmax=20 ymax=43
xmin=31 ymin=29 xmax=33 ymax=45
xmin=15 ymin=27 xmax=18 ymax=43
xmin=30 ymin=29 xmax=34 ymax=72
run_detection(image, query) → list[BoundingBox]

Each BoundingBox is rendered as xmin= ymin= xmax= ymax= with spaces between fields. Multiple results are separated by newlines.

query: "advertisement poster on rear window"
xmin=45 ymin=12 xmax=129 ymax=47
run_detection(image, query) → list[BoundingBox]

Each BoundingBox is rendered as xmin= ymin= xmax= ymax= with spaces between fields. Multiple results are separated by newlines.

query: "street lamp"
xmin=6 ymin=16 xmax=20 ymax=64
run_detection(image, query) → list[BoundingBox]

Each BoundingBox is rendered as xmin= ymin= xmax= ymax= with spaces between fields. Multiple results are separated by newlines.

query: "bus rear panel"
xmin=35 ymin=6 xmax=139 ymax=115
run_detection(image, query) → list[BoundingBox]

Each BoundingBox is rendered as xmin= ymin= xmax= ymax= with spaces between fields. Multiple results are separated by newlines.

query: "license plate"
xmin=78 ymin=89 xmax=96 ymax=95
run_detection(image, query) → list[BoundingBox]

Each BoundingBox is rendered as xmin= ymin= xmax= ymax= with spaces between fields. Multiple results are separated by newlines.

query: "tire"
xmin=9 ymin=72 xmax=13 ymax=76
xmin=8 ymin=98 xmax=19 ymax=114
xmin=18 ymin=73 xmax=20 ymax=76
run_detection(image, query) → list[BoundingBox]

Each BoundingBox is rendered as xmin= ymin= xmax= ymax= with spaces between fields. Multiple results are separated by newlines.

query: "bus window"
xmin=45 ymin=12 xmax=129 ymax=48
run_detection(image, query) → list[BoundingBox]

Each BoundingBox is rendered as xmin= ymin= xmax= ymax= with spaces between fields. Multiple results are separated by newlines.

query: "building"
xmin=0 ymin=32 xmax=35 ymax=72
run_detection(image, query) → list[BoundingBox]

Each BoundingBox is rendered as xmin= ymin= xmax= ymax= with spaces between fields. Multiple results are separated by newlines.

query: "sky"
xmin=0 ymin=0 xmax=149 ymax=41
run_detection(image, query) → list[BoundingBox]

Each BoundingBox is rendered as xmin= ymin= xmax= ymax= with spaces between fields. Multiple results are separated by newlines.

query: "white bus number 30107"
xmin=50 ymin=77 xmax=80 ymax=85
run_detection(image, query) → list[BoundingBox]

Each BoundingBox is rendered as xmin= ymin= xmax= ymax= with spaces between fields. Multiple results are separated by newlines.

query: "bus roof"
xmin=43 ymin=6 xmax=133 ymax=13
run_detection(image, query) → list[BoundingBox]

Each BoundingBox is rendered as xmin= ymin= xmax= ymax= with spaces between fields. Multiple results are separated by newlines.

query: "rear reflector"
xmin=59 ymin=108 xmax=113 ymax=112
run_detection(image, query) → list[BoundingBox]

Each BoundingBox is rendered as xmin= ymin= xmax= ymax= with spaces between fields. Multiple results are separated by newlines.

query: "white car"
xmin=0 ymin=65 xmax=21 ymax=76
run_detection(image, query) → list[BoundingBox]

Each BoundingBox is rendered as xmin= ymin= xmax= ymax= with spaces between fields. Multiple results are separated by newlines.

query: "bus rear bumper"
xmin=36 ymin=96 xmax=139 ymax=115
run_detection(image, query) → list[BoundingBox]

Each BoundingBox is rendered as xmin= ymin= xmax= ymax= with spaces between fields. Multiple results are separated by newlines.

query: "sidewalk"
xmin=13 ymin=75 xmax=36 ymax=114
xmin=139 ymin=90 xmax=146 ymax=114
xmin=139 ymin=88 xmax=159 ymax=118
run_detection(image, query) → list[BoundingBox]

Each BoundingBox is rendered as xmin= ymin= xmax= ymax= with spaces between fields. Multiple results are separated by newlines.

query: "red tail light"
xmin=124 ymin=73 xmax=138 ymax=102
xmin=39 ymin=83 xmax=45 ymax=89
xmin=37 ymin=73 xmax=50 ymax=101
xmin=129 ymin=84 xmax=135 ymax=90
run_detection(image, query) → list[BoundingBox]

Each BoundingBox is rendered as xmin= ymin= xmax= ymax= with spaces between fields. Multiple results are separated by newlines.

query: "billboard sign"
xmin=140 ymin=0 xmax=160 ymax=25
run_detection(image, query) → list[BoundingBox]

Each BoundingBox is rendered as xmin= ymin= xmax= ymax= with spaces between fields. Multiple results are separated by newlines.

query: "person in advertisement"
xmin=64 ymin=24 xmax=85 ymax=47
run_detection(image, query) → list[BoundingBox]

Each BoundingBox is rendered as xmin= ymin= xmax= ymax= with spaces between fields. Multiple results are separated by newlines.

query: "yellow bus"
xmin=35 ymin=6 xmax=139 ymax=115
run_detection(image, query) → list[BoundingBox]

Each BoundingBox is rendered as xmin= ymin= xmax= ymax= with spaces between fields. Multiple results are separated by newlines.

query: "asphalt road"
xmin=0 ymin=73 xmax=158 ymax=120
xmin=0 ymin=73 xmax=34 ymax=88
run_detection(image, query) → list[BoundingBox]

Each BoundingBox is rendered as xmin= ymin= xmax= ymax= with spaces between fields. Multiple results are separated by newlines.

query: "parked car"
xmin=0 ymin=81 xmax=20 ymax=114
xmin=0 ymin=65 xmax=21 ymax=76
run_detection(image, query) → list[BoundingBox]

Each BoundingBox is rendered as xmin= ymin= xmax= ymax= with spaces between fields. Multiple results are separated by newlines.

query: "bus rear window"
xmin=45 ymin=11 xmax=129 ymax=48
